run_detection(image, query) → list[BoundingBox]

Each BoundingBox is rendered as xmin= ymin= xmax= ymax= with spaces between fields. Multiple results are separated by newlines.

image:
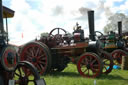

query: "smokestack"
xmin=118 ymin=21 xmax=122 ymax=36
xmin=88 ymin=10 xmax=95 ymax=41
xmin=0 ymin=0 xmax=4 ymax=33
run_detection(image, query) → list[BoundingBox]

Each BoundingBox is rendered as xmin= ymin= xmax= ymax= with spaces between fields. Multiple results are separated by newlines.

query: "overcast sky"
xmin=3 ymin=0 xmax=128 ymax=45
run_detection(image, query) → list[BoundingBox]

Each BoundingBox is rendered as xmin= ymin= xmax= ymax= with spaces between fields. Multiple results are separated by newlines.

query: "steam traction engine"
xmin=95 ymin=21 xmax=128 ymax=65
xmin=0 ymin=1 xmax=46 ymax=85
xmin=19 ymin=11 xmax=114 ymax=78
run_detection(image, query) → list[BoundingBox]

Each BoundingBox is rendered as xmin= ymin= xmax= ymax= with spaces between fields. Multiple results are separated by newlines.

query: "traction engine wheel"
xmin=111 ymin=49 xmax=127 ymax=64
xmin=20 ymin=41 xmax=52 ymax=75
xmin=37 ymin=41 xmax=52 ymax=73
xmin=100 ymin=51 xmax=113 ymax=74
xmin=1 ymin=45 xmax=19 ymax=71
xmin=12 ymin=61 xmax=46 ymax=85
xmin=77 ymin=52 xmax=102 ymax=78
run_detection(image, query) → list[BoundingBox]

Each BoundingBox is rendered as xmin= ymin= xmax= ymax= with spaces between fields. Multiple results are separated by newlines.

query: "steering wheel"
xmin=95 ymin=31 xmax=104 ymax=40
xmin=49 ymin=28 xmax=67 ymax=43
xmin=95 ymin=31 xmax=106 ymax=48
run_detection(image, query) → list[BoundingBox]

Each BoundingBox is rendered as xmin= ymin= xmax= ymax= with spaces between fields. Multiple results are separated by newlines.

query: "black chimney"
xmin=0 ymin=0 xmax=4 ymax=33
xmin=88 ymin=10 xmax=95 ymax=41
xmin=118 ymin=21 xmax=122 ymax=36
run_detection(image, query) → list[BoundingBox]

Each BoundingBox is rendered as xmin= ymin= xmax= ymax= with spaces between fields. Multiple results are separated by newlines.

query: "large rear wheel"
xmin=111 ymin=49 xmax=127 ymax=64
xmin=20 ymin=41 xmax=52 ymax=75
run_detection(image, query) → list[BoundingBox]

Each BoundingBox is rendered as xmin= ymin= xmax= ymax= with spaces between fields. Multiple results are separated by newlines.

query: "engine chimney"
xmin=118 ymin=21 xmax=122 ymax=36
xmin=0 ymin=0 xmax=4 ymax=33
xmin=87 ymin=10 xmax=95 ymax=41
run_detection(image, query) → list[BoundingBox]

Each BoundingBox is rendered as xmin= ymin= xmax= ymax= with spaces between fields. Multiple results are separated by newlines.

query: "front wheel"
xmin=20 ymin=41 xmax=52 ymax=75
xmin=100 ymin=51 xmax=113 ymax=74
xmin=77 ymin=52 xmax=103 ymax=78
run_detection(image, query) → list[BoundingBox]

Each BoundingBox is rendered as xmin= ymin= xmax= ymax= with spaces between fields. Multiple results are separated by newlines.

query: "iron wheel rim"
xmin=20 ymin=43 xmax=48 ymax=75
xmin=77 ymin=53 xmax=102 ymax=78
xmin=12 ymin=61 xmax=42 ymax=85
xmin=101 ymin=51 xmax=113 ymax=74
xmin=111 ymin=49 xmax=127 ymax=64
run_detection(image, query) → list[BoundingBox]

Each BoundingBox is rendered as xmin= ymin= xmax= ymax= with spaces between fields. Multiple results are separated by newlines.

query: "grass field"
xmin=41 ymin=64 xmax=128 ymax=85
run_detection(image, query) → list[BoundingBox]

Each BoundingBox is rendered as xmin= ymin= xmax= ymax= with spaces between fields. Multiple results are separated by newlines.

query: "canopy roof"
xmin=3 ymin=6 xmax=15 ymax=18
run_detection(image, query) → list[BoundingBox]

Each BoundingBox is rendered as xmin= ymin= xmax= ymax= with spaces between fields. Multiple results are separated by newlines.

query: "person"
xmin=73 ymin=22 xmax=84 ymax=42
xmin=108 ymin=31 xmax=116 ymax=42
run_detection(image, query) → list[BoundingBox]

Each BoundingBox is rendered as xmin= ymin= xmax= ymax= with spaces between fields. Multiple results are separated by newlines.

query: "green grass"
xmin=41 ymin=64 xmax=128 ymax=85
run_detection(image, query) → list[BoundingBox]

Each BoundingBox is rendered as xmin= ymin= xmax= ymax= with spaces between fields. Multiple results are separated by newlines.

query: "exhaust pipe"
xmin=87 ymin=10 xmax=95 ymax=41
xmin=118 ymin=21 xmax=122 ymax=36
xmin=0 ymin=0 xmax=4 ymax=33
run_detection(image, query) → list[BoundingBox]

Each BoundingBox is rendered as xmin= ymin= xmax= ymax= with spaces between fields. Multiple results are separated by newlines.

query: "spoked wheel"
xmin=100 ymin=51 xmax=113 ymax=74
xmin=37 ymin=41 xmax=52 ymax=73
xmin=20 ymin=41 xmax=52 ymax=75
xmin=111 ymin=49 xmax=127 ymax=64
xmin=77 ymin=52 xmax=102 ymax=78
xmin=12 ymin=61 xmax=46 ymax=85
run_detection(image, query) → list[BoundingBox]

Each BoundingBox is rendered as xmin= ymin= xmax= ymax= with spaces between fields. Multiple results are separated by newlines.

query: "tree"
xmin=103 ymin=13 xmax=128 ymax=34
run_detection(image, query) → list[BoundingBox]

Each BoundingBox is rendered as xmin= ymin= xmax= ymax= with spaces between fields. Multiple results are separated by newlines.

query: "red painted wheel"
xmin=100 ymin=51 xmax=113 ymax=74
xmin=36 ymin=41 xmax=52 ymax=73
xmin=12 ymin=61 xmax=46 ymax=85
xmin=20 ymin=41 xmax=52 ymax=75
xmin=77 ymin=52 xmax=102 ymax=78
xmin=111 ymin=49 xmax=127 ymax=64
xmin=1 ymin=45 xmax=19 ymax=71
